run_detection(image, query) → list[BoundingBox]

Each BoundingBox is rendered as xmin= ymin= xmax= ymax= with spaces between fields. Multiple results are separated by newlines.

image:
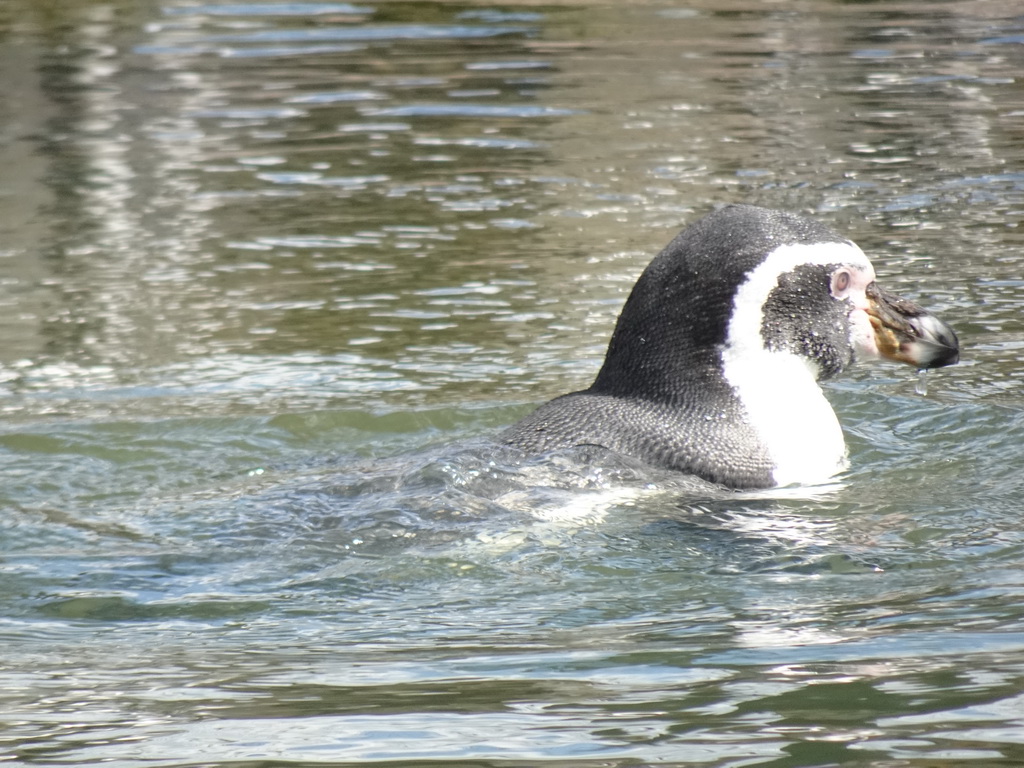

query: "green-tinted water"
xmin=2 ymin=1 xmax=1024 ymax=765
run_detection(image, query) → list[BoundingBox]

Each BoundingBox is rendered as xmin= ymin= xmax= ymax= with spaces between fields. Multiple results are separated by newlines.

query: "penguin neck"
xmin=720 ymin=345 xmax=848 ymax=486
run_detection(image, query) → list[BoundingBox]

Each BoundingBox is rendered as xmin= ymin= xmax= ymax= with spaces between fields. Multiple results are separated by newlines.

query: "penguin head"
xmin=592 ymin=204 xmax=958 ymax=401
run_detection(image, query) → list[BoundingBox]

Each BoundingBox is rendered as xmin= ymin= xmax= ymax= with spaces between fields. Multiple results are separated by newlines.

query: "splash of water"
xmin=915 ymin=368 xmax=928 ymax=396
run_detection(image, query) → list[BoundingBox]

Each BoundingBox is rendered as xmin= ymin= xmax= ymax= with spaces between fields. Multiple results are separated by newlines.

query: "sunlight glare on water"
xmin=1 ymin=0 xmax=1024 ymax=766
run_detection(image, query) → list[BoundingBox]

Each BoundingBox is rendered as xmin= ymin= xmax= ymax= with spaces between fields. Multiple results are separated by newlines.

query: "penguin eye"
xmin=831 ymin=269 xmax=852 ymax=296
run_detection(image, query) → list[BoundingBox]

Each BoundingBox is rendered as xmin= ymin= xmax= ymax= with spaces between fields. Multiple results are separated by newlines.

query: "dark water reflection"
xmin=2 ymin=0 xmax=1024 ymax=766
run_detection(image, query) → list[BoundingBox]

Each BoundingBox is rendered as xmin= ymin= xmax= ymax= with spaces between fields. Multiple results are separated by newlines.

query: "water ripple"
xmin=202 ymin=24 xmax=533 ymax=45
xmin=164 ymin=3 xmax=375 ymax=16
xmin=363 ymin=103 xmax=582 ymax=119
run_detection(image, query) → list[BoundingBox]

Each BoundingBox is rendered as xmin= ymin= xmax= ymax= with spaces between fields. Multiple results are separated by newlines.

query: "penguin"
xmin=500 ymin=204 xmax=960 ymax=489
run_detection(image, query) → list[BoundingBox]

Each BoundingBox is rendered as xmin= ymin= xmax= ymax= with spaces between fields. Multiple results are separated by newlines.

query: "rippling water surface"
xmin=2 ymin=1 xmax=1024 ymax=766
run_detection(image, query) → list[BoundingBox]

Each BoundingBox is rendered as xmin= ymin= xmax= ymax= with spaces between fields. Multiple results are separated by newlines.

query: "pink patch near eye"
xmin=833 ymin=270 xmax=851 ymax=293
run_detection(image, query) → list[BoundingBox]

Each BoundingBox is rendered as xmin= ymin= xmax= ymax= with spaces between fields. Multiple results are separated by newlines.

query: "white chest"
xmin=721 ymin=348 xmax=848 ymax=487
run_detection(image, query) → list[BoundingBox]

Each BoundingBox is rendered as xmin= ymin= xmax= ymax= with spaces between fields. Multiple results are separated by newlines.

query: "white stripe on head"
xmin=724 ymin=240 xmax=872 ymax=360
xmin=720 ymin=240 xmax=872 ymax=487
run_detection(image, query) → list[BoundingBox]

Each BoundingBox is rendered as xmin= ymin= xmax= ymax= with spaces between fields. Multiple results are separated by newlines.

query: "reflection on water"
xmin=2 ymin=0 xmax=1024 ymax=766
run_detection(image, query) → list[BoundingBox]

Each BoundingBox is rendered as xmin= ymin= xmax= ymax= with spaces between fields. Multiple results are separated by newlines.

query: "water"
xmin=1 ymin=0 xmax=1024 ymax=765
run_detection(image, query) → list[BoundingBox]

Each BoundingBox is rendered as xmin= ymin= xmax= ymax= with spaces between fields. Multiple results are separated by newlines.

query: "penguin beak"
xmin=864 ymin=282 xmax=960 ymax=369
